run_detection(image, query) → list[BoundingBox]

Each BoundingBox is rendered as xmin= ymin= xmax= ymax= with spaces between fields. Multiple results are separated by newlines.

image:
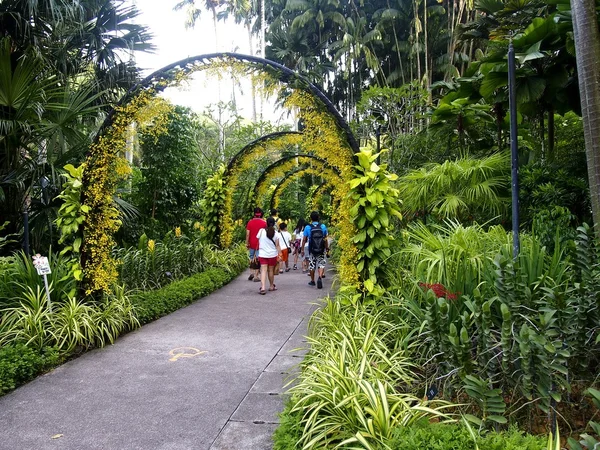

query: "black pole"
xmin=508 ymin=42 xmax=520 ymax=259
xmin=23 ymin=209 xmax=30 ymax=256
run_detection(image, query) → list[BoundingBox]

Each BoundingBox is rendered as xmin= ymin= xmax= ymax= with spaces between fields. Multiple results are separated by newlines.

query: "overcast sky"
xmin=133 ymin=0 xmax=284 ymax=122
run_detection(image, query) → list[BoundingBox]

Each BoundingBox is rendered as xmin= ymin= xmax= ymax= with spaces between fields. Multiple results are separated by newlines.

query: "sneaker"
xmin=293 ymin=265 xmax=297 ymax=270
xmin=317 ymin=277 xmax=323 ymax=289
xmin=279 ymin=269 xmax=284 ymax=274
xmin=308 ymin=281 xmax=316 ymax=286
xmin=285 ymin=268 xmax=290 ymax=272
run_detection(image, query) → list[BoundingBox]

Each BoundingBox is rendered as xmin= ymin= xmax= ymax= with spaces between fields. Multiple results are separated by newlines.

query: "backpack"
xmin=309 ymin=223 xmax=325 ymax=255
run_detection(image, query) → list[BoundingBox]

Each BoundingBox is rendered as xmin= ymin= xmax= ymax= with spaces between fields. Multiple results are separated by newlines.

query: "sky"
xmin=133 ymin=0 xmax=285 ymax=123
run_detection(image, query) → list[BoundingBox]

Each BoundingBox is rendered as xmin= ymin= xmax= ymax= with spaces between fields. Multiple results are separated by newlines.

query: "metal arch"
xmin=269 ymin=166 xmax=341 ymax=211
xmin=224 ymin=131 xmax=302 ymax=177
xmin=93 ymin=52 xmax=359 ymax=155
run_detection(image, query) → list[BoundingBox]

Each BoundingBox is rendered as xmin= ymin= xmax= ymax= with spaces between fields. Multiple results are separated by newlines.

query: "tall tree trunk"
xmin=572 ymin=0 xmax=600 ymax=230
xmin=413 ymin=0 xmax=421 ymax=83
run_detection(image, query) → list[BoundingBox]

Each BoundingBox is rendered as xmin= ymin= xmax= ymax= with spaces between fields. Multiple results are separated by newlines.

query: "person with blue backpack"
xmin=301 ymin=211 xmax=329 ymax=289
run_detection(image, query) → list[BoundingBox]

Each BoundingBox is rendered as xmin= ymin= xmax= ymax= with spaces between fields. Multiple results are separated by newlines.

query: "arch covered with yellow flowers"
xmin=250 ymin=153 xmax=340 ymax=208
xmin=269 ymin=166 xmax=341 ymax=210
xmin=81 ymin=52 xmax=359 ymax=294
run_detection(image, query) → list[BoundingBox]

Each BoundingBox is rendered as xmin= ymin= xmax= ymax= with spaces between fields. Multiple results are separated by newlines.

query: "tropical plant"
xmin=288 ymin=297 xmax=453 ymax=449
xmin=398 ymin=152 xmax=510 ymax=224
xmin=349 ymin=146 xmax=402 ymax=296
xmin=392 ymin=221 xmax=600 ymax=430
xmin=115 ymin=233 xmax=206 ymax=291
xmin=0 ymin=284 xmax=138 ymax=352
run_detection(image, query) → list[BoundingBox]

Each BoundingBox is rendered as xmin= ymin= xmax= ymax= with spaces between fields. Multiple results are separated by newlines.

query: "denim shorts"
xmin=249 ymin=248 xmax=259 ymax=259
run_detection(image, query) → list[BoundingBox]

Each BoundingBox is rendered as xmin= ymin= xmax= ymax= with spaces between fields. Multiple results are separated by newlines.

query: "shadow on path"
xmin=0 ymin=266 xmax=334 ymax=450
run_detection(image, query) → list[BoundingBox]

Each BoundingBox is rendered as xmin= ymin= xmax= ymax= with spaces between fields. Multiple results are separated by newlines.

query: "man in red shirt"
xmin=246 ymin=207 xmax=266 ymax=281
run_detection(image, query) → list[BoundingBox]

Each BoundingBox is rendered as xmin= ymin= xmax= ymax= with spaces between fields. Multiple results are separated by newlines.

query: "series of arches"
xmin=81 ymin=52 xmax=361 ymax=293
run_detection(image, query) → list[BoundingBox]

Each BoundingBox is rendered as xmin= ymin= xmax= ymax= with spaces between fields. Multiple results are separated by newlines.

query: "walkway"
xmin=0 ymin=266 xmax=333 ymax=450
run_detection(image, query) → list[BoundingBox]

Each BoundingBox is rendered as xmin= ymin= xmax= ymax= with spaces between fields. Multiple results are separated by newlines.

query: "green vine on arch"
xmin=349 ymin=146 xmax=403 ymax=298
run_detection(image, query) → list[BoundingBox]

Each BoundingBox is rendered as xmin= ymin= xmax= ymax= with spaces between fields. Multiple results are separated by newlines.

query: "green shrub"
xmin=387 ymin=421 xmax=546 ymax=450
xmin=0 ymin=344 xmax=61 ymax=395
xmin=115 ymin=234 xmax=206 ymax=290
xmin=273 ymin=398 xmax=303 ymax=450
xmin=0 ymin=286 xmax=139 ymax=352
xmin=131 ymin=267 xmax=239 ymax=325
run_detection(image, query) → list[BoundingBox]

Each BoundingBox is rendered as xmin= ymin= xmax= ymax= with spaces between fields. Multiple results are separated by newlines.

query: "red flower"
xmin=419 ymin=282 xmax=460 ymax=300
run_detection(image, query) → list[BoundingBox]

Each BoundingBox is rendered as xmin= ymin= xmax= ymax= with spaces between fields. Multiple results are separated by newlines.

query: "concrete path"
xmin=0 ymin=266 xmax=334 ymax=450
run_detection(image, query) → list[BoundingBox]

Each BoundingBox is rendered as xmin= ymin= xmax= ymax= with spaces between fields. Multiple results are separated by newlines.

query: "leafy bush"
xmin=131 ymin=267 xmax=237 ymax=325
xmin=287 ymin=298 xmax=453 ymax=449
xmin=0 ymin=344 xmax=61 ymax=395
xmin=387 ymin=421 xmax=546 ymax=450
xmin=0 ymin=286 xmax=139 ymax=352
xmin=0 ymin=251 xmax=78 ymax=310
xmin=391 ymin=221 xmax=600 ymax=430
xmin=115 ymin=233 xmax=207 ymax=290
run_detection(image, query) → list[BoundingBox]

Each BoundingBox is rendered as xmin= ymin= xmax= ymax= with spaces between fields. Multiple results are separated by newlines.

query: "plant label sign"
xmin=33 ymin=254 xmax=51 ymax=275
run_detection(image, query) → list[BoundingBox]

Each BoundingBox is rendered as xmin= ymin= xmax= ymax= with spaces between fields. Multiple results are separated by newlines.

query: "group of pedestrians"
xmin=245 ymin=208 xmax=329 ymax=295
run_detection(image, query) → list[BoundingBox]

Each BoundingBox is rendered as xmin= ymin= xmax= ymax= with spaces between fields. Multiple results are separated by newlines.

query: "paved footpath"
xmin=0 ymin=266 xmax=334 ymax=450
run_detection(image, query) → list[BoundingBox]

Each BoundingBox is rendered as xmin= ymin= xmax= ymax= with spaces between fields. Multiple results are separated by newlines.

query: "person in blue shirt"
xmin=301 ymin=211 xmax=329 ymax=289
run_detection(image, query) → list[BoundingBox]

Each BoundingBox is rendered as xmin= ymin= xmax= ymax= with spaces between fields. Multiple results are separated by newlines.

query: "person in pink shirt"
xmin=246 ymin=207 xmax=266 ymax=282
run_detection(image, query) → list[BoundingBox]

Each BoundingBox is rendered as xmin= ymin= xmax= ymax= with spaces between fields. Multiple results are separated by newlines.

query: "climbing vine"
xmin=56 ymin=163 xmax=88 ymax=282
xmin=200 ymin=165 xmax=228 ymax=245
xmin=348 ymin=147 xmax=402 ymax=297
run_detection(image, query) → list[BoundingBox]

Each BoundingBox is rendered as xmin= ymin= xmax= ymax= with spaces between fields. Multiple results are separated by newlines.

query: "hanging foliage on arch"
xmin=268 ymin=166 xmax=342 ymax=210
xmin=80 ymin=52 xmax=361 ymax=294
xmin=221 ymin=132 xmax=304 ymax=248
xmin=250 ymin=154 xmax=340 ymax=208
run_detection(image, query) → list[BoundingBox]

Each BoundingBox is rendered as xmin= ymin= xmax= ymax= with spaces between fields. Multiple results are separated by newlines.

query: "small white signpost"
xmin=32 ymin=254 xmax=52 ymax=311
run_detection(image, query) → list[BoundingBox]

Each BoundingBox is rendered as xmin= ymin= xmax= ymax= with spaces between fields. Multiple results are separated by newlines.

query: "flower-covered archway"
xmin=250 ymin=154 xmax=341 ymax=210
xmin=81 ymin=53 xmax=360 ymax=294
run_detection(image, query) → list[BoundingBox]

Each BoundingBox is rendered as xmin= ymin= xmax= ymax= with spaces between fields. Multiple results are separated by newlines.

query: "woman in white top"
xmin=278 ymin=222 xmax=293 ymax=273
xmin=256 ymin=217 xmax=281 ymax=294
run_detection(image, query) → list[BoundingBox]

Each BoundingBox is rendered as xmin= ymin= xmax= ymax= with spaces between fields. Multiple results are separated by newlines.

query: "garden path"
xmin=0 ymin=266 xmax=334 ymax=449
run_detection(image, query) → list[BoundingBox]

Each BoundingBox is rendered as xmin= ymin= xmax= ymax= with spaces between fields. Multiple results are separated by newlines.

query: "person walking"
xmin=278 ymin=222 xmax=292 ymax=273
xmin=256 ymin=217 xmax=282 ymax=294
xmin=301 ymin=211 xmax=329 ymax=289
xmin=292 ymin=218 xmax=305 ymax=270
xmin=269 ymin=208 xmax=281 ymax=231
xmin=245 ymin=207 xmax=266 ymax=282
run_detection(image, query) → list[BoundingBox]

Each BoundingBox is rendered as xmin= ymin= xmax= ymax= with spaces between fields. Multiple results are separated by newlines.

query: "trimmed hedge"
xmin=131 ymin=267 xmax=238 ymax=325
xmin=0 ymin=344 xmax=62 ymax=395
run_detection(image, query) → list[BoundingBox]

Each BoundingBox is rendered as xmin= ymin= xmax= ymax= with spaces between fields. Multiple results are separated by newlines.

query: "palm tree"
xmin=571 ymin=0 xmax=600 ymax=231
xmin=398 ymin=152 xmax=510 ymax=223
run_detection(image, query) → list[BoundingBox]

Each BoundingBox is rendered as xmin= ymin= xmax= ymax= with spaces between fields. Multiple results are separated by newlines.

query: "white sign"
xmin=32 ymin=254 xmax=51 ymax=275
